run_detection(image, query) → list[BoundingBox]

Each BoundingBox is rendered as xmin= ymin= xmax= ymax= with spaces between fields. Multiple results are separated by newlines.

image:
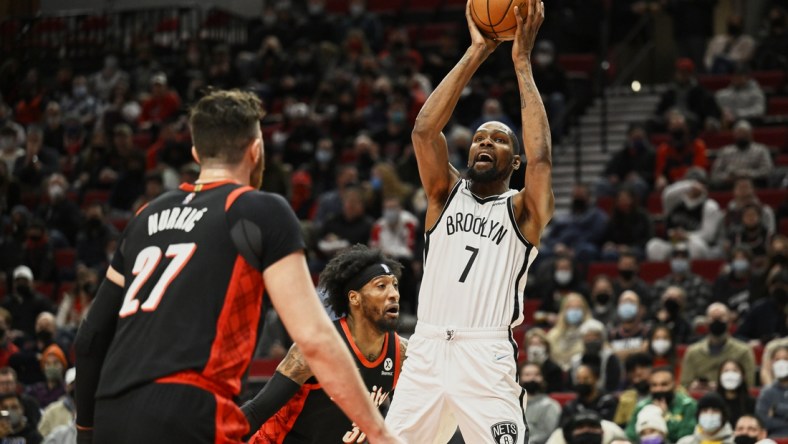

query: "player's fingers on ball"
xmin=529 ymin=0 xmax=536 ymax=20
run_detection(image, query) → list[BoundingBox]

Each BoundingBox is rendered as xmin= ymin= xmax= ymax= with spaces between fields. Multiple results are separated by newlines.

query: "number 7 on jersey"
xmin=459 ymin=245 xmax=479 ymax=283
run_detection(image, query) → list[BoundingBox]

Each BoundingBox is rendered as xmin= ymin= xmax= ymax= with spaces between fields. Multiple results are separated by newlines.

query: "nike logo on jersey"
xmin=147 ymin=207 xmax=208 ymax=235
xmin=445 ymin=212 xmax=509 ymax=245
xmin=494 ymin=354 xmax=509 ymax=361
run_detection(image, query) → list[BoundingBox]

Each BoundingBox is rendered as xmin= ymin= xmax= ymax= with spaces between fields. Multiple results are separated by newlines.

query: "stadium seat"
xmin=248 ymin=358 xmax=283 ymax=381
xmin=676 ymin=344 xmax=687 ymax=360
xmin=640 ymin=262 xmax=670 ymax=283
xmin=690 ymin=260 xmax=725 ymax=282
xmin=754 ymin=343 xmax=764 ymax=366
xmin=549 ymin=392 xmax=578 ymax=407
xmin=523 ymin=299 xmax=541 ymax=327
xmin=82 ymin=190 xmax=110 ymax=207
xmin=54 ymin=248 xmax=76 ymax=272
xmin=367 ymin=0 xmax=405 ymax=15
xmin=586 ymin=262 xmax=617 ymax=283
xmin=34 ymin=281 xmax=55 ymax=300
xmin=558 ymin=54 xmax=597 ymax=79
xmin=768 ymin=97 xmax=788 ymax=116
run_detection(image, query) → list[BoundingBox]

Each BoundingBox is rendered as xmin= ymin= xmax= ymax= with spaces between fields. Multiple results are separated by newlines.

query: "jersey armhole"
xmin=225 ymin=187 xmax=265 ymax=271
xmin=506 ymin=196 xmax=535 ymax=248
xmin=425 ymin=179 xmax=463 ymax=236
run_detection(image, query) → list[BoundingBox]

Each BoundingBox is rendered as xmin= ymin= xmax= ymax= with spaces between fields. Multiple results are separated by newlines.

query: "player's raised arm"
xmin=263 ymin=252 xmax=402 ymax=444
xmin=511 ymin=0 xmax=554 ymax=245
xmin=414 ymin=0 xmax=499 ymax=228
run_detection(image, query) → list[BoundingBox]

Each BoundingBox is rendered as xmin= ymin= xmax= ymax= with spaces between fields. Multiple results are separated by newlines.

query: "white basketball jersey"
xmin=417 ymin=179 xmax=538 ymax=329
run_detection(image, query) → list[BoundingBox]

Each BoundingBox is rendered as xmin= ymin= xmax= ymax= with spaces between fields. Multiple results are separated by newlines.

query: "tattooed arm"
xmin=276 ymin=344 xmax=313 ymax=384
xmin=398 ymin=337 xmax=409 ymax=374
xmin=511 ymin=0 xmax=554 ymax=246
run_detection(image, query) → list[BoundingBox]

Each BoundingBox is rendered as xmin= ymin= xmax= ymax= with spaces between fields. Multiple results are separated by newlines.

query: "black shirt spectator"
xmin=561 ymin=363 xmax=619 ymax=422
xmin=1 ymin=266 xmax=54 ymax=339
xmin=35 ymin=174 xmax=82 ymax=246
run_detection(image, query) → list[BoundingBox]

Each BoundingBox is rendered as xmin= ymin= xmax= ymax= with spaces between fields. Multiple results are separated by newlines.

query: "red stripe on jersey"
xmin=135 ymin=202 xmax=149 ymax=216
xmin=156 ymin=370 xmax=230 ymax=398
xmin=251 ymin=383 xmax=321 ymax=444
xmin=340 ymin=318 xmax=388 ymax=369
xmin=225 ymin=186 xmax=254 ymax=211
xmin=203 ymin=256 xmax=264 ymax=397
xmin=393 ymin=333 xmax=401 ymax=390
xmin=179 ymin=180 xmax=239 ymax=192
xmin=214 ymin=392 xmax=250 ymax=444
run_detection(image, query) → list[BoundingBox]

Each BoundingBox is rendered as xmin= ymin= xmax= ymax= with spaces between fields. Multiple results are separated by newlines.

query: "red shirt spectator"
xmin=139 ymin=73 xmax=181 ymax=129
xmin=655 ymin=112 xmax=708 ymax=188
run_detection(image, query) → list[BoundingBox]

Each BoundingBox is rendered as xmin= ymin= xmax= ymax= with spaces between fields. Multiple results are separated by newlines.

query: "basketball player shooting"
xmin=384 ymin=0 xmax=553 ymax=443
xmin=243 ymin=245 xmax=407 ymax=443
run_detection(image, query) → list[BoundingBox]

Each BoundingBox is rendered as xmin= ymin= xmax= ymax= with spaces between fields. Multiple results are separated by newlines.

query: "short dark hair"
xmin=625 ymin=352 xmax=653 ymax=372
xmin=651 ymin=366 xmax=675 ymax=378
xmin=738 ymin=414 xmax=765 ymax=430
xmin=189 ymin=89 xmax=265 ymax=164
xmin=320 ymin=244 xmax=402 ymax=317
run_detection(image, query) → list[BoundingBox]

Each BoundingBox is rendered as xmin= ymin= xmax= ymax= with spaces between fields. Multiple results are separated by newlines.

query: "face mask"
xmin=46 ymin=116 xmax=60 ymax=127
xmin=720 ymin=370 xmax=742 ymax=390
xmin=576 ymin=383 xmax=593 ymax=397
xmin=664 ymin=298 xmax=680 ymax=315
xmin=631 ymin=139 xmax=646 ymax=151
xmin=48 ymin=184 xmax=65 ymax=200
xmin=773 ymin=359 xmax=788 ymax=380
xmin=652 ymin=339 xmax=671 ymax=356
xmin=635 ymin=380 xmax=650 ymax=395
xmin=315 ymin=150 xmax=332 ymax=164
xmin=521 ymin=381 xmax=542 ymax=394
xmin=728 ymin=24 xmax=743 ymax=36
xmin=73 ymin=85 xmax=88 ymax=98
xmin=731 ymin=259 xmax=750 ymax=274
xmin=699 ymin=412 xmax=722 ymax=432
xmin=555 ymin=270 xmax=572 ymax=285
xmin=565 ymin=308 xmax=584 ymax=326
xmin=595 ymin=292 xmax=610 ymax=305
xmin=671 ymin=129 xmax=686 ymax=146
xmin=735 ymin=138 xmax=750 ymax=150
xmin=383 ymin=209 xmax=399 ymax=225
xmin=535 ymin=53 xmax=553 ymax=66
xmin=44 ymin=366 xmax=63 ymax=382
xmin=6 ymin=410 xmax=23 ymax=430
xmin=735 ymin=435 xmax=759 ymax=444
xmin=528 ymin=345 xmax=547 ymax=364
xmin=571 ymin=198 xmax=588 ymax=213
xmin=670 ymin=258 xmax=690 ymax=274
xmin=618 ymin=302 xmax=638 ymax=320
xmin=619 ymin=269 xmax=635 ymax=281
xmin=641 ymin=434 xmax=664 ymax=444
xmin=349 ymin=3 xmax=364 ymax=16
xmin=570 ymin=431 xmax=603 ymax=444
xmin=584 ymin=340 xmax=602 ymax=355
xmin=709 ymin=319 xmax=728 ymax=337
xmin=775 ymin=253 xmax=788 ymax=266
xmin=390 ymin=111 xmax=406 ymax=125
xmin=651 ymin=390 xmax=674 ymax=405
xmin=36 ymin=330 xmax=53 ymax=344
xmin=0 ymin=137 xmax=14 ymax=150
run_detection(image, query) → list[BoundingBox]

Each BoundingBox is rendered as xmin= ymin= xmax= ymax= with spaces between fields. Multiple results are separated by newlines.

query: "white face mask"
xmin=651 ymin=339 xmax=671 ymax=356
xmin=773 ymin=359 xmax=788 ymax=380
xmin=720 ymin=371 xmax=742 ymax=390
xmin=528 ymin=345 xmax=547 ymax=364
xmin=698 ymin=412 xmax=722 ymax=432
xmin=554 ymin=270 xmax=572 ymax=285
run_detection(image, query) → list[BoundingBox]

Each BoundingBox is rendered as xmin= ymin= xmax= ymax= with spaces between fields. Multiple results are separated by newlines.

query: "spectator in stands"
xmin=35 ymin=174 xmax=81 ymax=246
xmin=10 ymin=312 xmax=67 ymax=387
xmin=653 ymin=60 xmax=720 ymax=133
xmin=562 ymin=363 xmax=619 ymax=422
xmin=648 ymin=324 xmax=681 ymax=374
xmin=715 ymin=67 xmax=766 ymax=129
xmin=526 ymin=328 xmax=566 ymax=393
xmin=138 ymin=72 xmax=181 ymax=131
xmin=704 ymin=15 xmax=756 ymax=74
xmin=712 ymin=247 xmax=759 ymax=319
xmin=737 ymin=266 xmax=788 ymax=344
xmin=570 ymin=319 xmax=623 ymax=393
xmin=753 ymin=6 xmax=788 ymax=71
xmin=597 ymin=123 xmax=656 ymax=200
xmin=726 ymin=204 xmax=770 ymax=259
xmin=21 ymin=220 xmax=55 ymax=283
xmin=60 ymin=75 xmax=97 ymax=128
xmin=654 ymin=112 xmax=709 ymax=190
xmin=664 ymin=0 xmax=717 ymax=73
xmin=0 ymin=161 xmax=21 ymax=218
xmin=681 ymin=303 xmax=757 ymax=391
xmin=520 ymin=362 xmax=562 ymax=444
xmin=589 ymin=275 xmax=617 ymax=325
xmin=612 ymin=252 xmax=651 ymax=302
xmin=647 ymin=169 xmax=724 ymax=260
xmin=307 ymin=137 xmax=338 ymax=197
xmin=340 ymin=0 xmax=383 ymax=52
xmin=536 ymin=255 xmax=591 ymax=322
xmin=0 ymin=367 xmax=41 ymax=431
xmin=55 ymin=269 xmax=97 ymax=332
xmin=0 ymin=125 xmax=24 ymax=176
xmin=547 ymin=293 xmax=592 ymax=371
xmin=532 ymin=40 xmax=568 ymax=142
xmin=0 ymin=314 xmax=18 ymax=369
xmin=651 ymin=243 xmax=713 ymax=317
xmin=652 ymin=287 xmax=695 ymax=344
xmin=710 ymin=122 xmax=773 ymax=190
xmin=716 ymin=359 xmax=755 ymax=427
xmin=37 ymin=366 xmax=74 ymax=440
xmin=547 ymin=410 xmax=628 ymax=444
xmin=1 ymin=266 xmax=54 ymax=339
xmin=614 ymin=353 xmax=654 ymax=428
xmin=635 ymin=405 xmax=669 ymax=444
xmin=677 ymin=392 xmax=734 ymax=444
xmin=74 ymin=203 xmax=118 ymax=271
xmin=313 ymin=165 xmax=359 ymax=229
xmin=756 ymin=345 xmax=788 ymax=436
xmin=90 ymin=55 xmax=128 ymax=102
xmin=627 ymin=366 xmax=698 ymax=442
xmin=0 ymin=393 xmax=43 ymax=443
xmin=314 ymin=186 xmax=373 ymax=270
xmin=608 ymin=290 xmax=651 ymax=362
xmin=733 ymin=415 xmax=774 ymax=444
xmin=108 ymin=151 xmax=146 ymax=213
xmin=42 ymin=102 xmax=64 ymax=155
xmin=131 ymin=172 xmax=165 ymax=214
xmin=601 ymin=188 xmax=654 ymax=262
xmin=13 ymin=125 xmax=58 ymax=191
xmin=24 ymin=344 xmax=65 ymax=410
xmin=542 ymin=184 xmax=608 ymax=262
xmin=721 ymin=178 xmax=776 ymax=242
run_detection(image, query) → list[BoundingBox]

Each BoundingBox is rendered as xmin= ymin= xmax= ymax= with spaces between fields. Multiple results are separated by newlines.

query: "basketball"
xmin=470 ymin=0 xmax=526 ymax=41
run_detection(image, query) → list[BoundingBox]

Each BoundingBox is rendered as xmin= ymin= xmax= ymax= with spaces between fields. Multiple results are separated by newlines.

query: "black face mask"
xmin=585 ymin=340 xmax=603 ymax=356
xmin=571 ymin=198 xmax=589 ymax=213
xmin=36 ymin=330 xmax=53 ymax=345
xmin=634 ymin=380 xmax=650 ymax=395
xmin=595 ymin=293 xmax=611 ymax=305
xmin=728 ymin=24 xmax=743 ymax=36
xmin=521 ymin=381 xmax=542 ymax=394
xmin=619 ymin=269 xmax=635 ymax=281
xmin=16 ymin=285 xmax=32 ymax=298
xmin=773 ymin=253 xmax=788 ymax=266
xmin=576 ymin=383 xmax=594 ymax=398
xmin=709 ymin=319 xmax=728 ymax=336
xmin=671 ymin=129 xmax=686 ymax=144
xmin=664 ymin=298 xmax=681 ymax=316
xmin=734 ymin=436 xmax=758 ymax=444
xmin=735 ymin=138 xmax=750 ymax=150
xmin=570 ymin=431 xmax=603 ymax=444
xmin=651 ymin=390 xmax=674 ymax=405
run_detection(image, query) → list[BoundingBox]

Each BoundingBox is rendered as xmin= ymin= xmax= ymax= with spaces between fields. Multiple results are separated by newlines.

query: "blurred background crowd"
xmin=0 ymin=0 xmax=787 ymax=442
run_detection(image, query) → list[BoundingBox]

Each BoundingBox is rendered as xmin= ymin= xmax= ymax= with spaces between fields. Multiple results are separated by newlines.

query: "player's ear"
xmin=512 ymin=154 xmax=521 ymax=170
xmin=348 ymin=290 xmax=360 ymax=306
xmin=191 ymin=146 xmax=201 ymax=164
xmin=248 ymin=139 xmax=262 ymax=163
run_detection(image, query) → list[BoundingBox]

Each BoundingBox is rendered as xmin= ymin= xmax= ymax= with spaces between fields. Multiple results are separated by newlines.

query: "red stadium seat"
xmin=558 ymin=54 xmax=596 ymax=79
xmin=523 ymin=299 xmax=541 ymax=327
xmin=697 ymin=74 xmax=731 ymax=91
xmin=586 ymin=262 xmax=617 ymax=283
xmin=754 ymin=343 xmax=765 ymax=366
xmin=82 ymin=190 xmax=110 ymax=207
xmin=780 ymin=218 xmax=788 ymax=235
xmin=34 ymin=282 xmax=55 ymax=299
xmin=691 ymin=260 xmax=724 ymax=282
xmin=676 ymin=344 xmax=687 ymax=359
xmin=368 ymin=0 xmax=404 ymax=14
xmin=640 ymin=261 xmax=670 ymax=283
xmin=549 ymin=392 xmax=578 ymax=407
xmin=55 ymin=248 xmax=76 ymax=272
xmin=768 ymin=97 xmax=788 ymax=116
xmin=752 ymin=71 xmax=786 ymax=92
xmin=749 ymin=387 xmax=761 ymax=398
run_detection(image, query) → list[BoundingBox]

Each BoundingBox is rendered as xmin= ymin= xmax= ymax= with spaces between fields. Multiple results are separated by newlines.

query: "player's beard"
xmin=250 ymin=150 xmax=264 ymax=190
xmin=467 ymin=163 xmax=510 ymax=183
xmin=362 ymin=302 xmax=398 ymax=333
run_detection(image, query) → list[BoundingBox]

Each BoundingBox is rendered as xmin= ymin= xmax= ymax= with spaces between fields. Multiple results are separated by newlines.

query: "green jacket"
xmin=626 ymin=391 xmax=698 ymax=443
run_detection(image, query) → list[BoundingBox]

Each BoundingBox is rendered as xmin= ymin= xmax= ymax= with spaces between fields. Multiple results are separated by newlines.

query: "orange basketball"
xmin=470 ymin=0 xmax=526 ymax=41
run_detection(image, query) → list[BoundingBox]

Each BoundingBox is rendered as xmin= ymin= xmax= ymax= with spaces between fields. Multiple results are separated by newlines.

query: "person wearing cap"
xmin=626 ymin=366 xmax=698 ymax=443
xmin=756 ymin=345 xmax=788 ymax=436
xmin=676 ymin=392 xmax=734 ymax=444
xmin=24 ymin=344 xmax=67 ymax=410
xmin=636 ymin=404 xmax=670 ymax=444
xmin=138 ymin=72 xmax=181 ymax=130
xmin=243 ymin=245 xmax=407 ymax=443
xmin=546 ymin=410 xmax=628 ymax=444
xmin=646 ymin=167 xmax=724 ymax=261
xmin=38 ymin=367 xmax=76 ymax=438
xmin=651 ymin=242 xmax=712 ymax=320
xmin=710 ymin=121 xmax=773 ymax=190
xmin=1 ymin=265 xmax=54 ymax=339
xmin=733 ymin=415 xmax=777 ymax=444
xmin=570 ymin=318 xmax=622 ymax=394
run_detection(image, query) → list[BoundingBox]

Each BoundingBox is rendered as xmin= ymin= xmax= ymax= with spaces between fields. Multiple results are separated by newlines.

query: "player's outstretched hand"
xmin=466 ymin=0 xmax=500 ymax=54
xmin=512 ymin=0 xmax=545 ymax=63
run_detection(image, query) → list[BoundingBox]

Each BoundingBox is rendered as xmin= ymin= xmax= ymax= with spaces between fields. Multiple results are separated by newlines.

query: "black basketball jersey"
xmin=251 ymin=318 xmax=401 ymax=444
xmin=96 ymin=180 xmax=304 ymax=400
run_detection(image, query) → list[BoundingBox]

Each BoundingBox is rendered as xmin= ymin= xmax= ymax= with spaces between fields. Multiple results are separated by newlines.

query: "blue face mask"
xmin=617 ymin=302 xmax=638 ymax=320
xmin=699 ymin=413 xmax=722 ymax=432
xmin=565 ymin=308 xmax=583 ymax=325
xmin=670 ymin=258 xmax=689 ymax=274
xmin=731 ymin=259 xmax=749 ymax=274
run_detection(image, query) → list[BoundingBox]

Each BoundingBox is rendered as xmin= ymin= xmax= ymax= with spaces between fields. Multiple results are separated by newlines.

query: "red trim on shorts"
xmin=155 ymin=370 xmax=231 ymax=398
xmin=179 ymin=180 xmax=239 ymax=192
xmin=340 ymin=318 xmax=388 ymax=369
xmin=225 ymin=186 xmax=254 ymax=211
xmin=214 ymin=393 xmax=249 ymax=444
xmin=393 ymin=333 xmax=401 ymax=390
